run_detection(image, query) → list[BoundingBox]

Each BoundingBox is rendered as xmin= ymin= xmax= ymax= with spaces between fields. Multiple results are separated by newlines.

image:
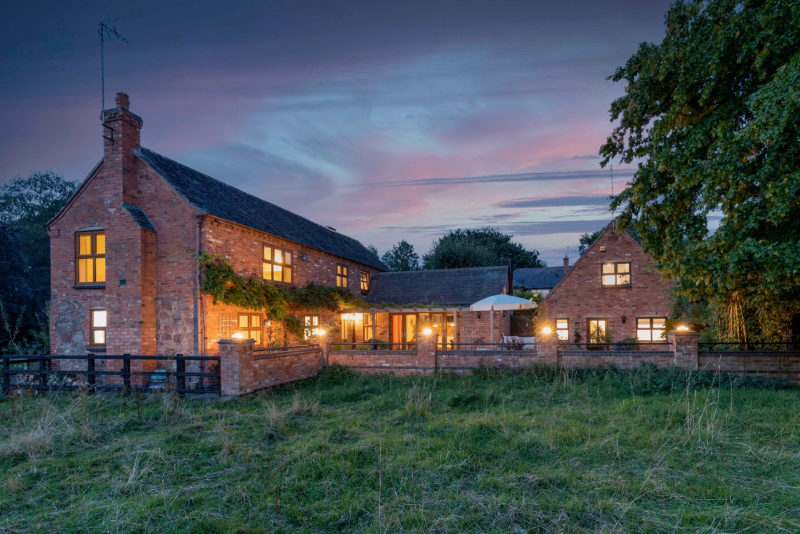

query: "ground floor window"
xmin=637 ymin=317 xmax=666 ymax=342
xmin=90 ymin=308 xmax=107 ymax=346
xmin=341 ymin=315 xmax=356 ymax=343
xmin=303 ymin=315 xmax=320 ymax=340
xmin=389 ymin=312 xmax=454 ymax=346
xmin=587 ymin=318 xmax=608 ymax=344
xmin=363 ymin=313 xmax=373 ymax=340
xmin=556 ymin=318 xmax=569 ymax=341
xmin=238 ymin=313 xmax=263 ymax=345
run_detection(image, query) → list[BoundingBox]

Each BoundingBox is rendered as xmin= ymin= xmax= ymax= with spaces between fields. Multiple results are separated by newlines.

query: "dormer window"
xmin=76 ymin=230 xmax=105 ymax=284
xmin=601 ymin=262 xmax=631 ymax=287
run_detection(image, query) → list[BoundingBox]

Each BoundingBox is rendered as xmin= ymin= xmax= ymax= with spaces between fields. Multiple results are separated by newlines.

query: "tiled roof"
xmin=367 ymin=266 xmax=509 ymax=307
xmin=513 ymin=267 xmax=567 ymax=290
xmin=136 ymin=148 xmax=388 ymax=271
xmin=121 ymin=202 xmax=157 ymax=232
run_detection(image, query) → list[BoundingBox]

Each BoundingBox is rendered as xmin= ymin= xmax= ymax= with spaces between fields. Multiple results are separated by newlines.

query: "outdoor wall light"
xmin=542 ymin=326 xmax=553 ymax=334
xmin=231 ymin=332 xmax=244 ymax=339
xmin=313 ymin=328 xmax=326 ymax=336
xmin=622 ymin=315 xmax=627 ymax=324
xmin=301 ymin=254 xmax=308 ymax=261
xmin=423 ymin=328 xmax=433 ymax=336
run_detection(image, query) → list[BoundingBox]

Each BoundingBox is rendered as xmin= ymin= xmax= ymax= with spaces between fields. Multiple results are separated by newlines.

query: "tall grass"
xmin=0 ymin=364 xmax=798 ymax=533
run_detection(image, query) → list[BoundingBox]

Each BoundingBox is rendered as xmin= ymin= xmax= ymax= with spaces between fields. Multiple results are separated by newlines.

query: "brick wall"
xmin=539 ymin=225 xmax=674 ymax=343
xmin=219 ymin=339 xmax=324 ymax=396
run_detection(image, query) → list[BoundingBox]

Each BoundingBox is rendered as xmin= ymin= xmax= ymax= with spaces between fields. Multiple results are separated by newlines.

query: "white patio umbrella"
xmin=470 ymin=295 xmax=537 ymax=343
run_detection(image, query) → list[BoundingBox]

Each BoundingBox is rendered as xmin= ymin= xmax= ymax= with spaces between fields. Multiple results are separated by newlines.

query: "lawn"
xmin=1 ymin=365 xmax=799 ymax=533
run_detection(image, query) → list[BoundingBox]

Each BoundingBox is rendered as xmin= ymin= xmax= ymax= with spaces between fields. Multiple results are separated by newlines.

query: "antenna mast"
xmin=98 ymin=18 xmax=128 ymax=120
xmin=610 ymin=165 xmax=615 ymax=219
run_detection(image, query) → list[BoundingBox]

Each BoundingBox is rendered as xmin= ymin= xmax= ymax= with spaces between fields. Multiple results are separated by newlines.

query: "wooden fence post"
xmin=176 ymin=355 xmax=186 ymax=393
xmin=2 ymin=357 xmax=8 ymax=394
xmin=87 ymin=356 xmax=96 ymax=389
xmin=122 ymin=355 xmax=131 ymax=391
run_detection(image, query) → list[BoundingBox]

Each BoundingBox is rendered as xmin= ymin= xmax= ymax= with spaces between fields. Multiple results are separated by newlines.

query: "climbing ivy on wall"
xmin=198 ymin=253 xmax=367 ymax=336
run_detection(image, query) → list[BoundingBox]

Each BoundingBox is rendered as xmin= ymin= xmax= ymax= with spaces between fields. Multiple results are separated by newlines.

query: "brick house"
xmin=537 ymin=221 xmax=674 ymax=344
xmin=47 ymin=93 xmax=387 ymax=365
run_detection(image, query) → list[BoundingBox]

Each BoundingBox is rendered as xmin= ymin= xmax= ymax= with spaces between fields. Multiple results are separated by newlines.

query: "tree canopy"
xmin=381 ymin=240 xmax=420 ymax=271
xmin=422 ymin=227 xmax=544 ymax=270
xmin=600 ymin=0 xmax=800 ymax=341
xmin=0 ymin=172 xmax=77 ymax=352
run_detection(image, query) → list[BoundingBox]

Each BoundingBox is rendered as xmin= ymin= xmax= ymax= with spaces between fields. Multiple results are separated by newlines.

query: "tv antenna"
xmin=610 ymin=165 xmax=615 ymax=219
xmin=98 ymin=19 xmax=128 ymax=120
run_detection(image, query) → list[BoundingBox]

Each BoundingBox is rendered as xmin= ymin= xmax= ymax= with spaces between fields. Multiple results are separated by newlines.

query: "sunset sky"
xmin=0 ymin=0 xmax=672 ymax=265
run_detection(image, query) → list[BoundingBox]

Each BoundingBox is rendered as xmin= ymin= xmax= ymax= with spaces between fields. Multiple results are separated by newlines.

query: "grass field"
xmin=1 ymin=365 xmax=799 ymax=533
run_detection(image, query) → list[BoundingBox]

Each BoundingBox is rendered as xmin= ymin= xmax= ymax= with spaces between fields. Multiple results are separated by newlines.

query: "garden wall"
xmin=219 ymin=340 xmax=324 ymax=396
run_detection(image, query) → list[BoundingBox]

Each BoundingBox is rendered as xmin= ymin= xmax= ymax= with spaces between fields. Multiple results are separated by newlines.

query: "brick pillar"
xmin=669 ymin=331 xmax=700 ymax=370
xmin=535 ymin=331 xmax=558 ymax=365
xmin=218 ymin=338 xmax=254 ymax=397
xmin=417 ymin=333 xmax=438 ymax=373
xmin=321 ymin=333 xmax=335 ymax=365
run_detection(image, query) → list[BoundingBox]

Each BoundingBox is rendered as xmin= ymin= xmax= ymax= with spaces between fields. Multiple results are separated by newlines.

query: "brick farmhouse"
xmin=537 ymin=221 xmax=675 ymax=344
xmin=47 ymin=93 xmax=514 ymax=371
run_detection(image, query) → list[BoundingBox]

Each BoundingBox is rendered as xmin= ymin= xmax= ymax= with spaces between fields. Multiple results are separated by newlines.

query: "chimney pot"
xmin=563 ymin=255 xmax=569 ymax=276
xmin=115 ymin=92 xmax=130 ymax=110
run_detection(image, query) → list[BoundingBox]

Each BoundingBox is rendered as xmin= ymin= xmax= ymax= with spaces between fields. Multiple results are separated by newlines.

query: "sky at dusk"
xmin=0 ymin=0 xmax=673 ymax=265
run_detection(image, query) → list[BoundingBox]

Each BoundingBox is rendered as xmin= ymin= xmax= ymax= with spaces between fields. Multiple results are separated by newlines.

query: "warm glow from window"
xmin=77 ymin=231 xmax=106 ymax=284
xmin=637 ymin=317 xmax=666 ymax=341
xmin=556 ymin=319 xmax=569 ymax=341
xmin=90 ymin=309 xmax=107 ymax=346
xmin=601 ymin=262 xmax=631 ymax=286
xmin=263 ymin=245 xmax=292 ymax=283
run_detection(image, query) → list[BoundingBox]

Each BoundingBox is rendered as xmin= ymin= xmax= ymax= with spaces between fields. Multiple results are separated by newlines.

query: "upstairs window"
xmin=556 ymin=318 xmax=569 ymax=341
xmin=601 ymin=262 xmax=631 ymax=286
xmin=637 ymin=317 xmax=666 ymax=342
xmin=360 ymin=271 xmax=370 ymax=293
xmin=76 ymin=231 xmax=106 ymax=284
xmin=90 ymin=308 xmax=107 ymax=347
xmin=263 ymin=246 xmax=292 ymax=284
xmin=336 ymin=265 xmax=348 ymax=288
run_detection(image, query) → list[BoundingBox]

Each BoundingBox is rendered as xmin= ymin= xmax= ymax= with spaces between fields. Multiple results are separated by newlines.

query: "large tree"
xmin=423 ymin=227 xmax=544 ymax=270
xmin=381 ymin=240 xmax=420 ymax=271
xmin=600 ymin=0 xmax=800 ymax=341
xmin=0 ymin=172 xmax=77 ymax=351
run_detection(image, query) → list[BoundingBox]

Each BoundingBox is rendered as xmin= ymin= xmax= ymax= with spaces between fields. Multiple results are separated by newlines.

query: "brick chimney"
xmin=102 ymin=92 xmax=142 ymax=204
xmin=563 ymin=254 xmax=569 ymax=276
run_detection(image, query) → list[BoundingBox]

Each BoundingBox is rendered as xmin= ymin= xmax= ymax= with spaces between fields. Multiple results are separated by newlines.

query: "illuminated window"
xmin=556 ymin=318 xmax=569 ymax=341
xmin=262 ymin=245 xmax=292 ymax=283
xmin=303 ymin=315 xmax=320 ymax=340
xmin=363 ymin=313 xmax=373 ymax=340
xmin=601 ymin=262 xmax=631 ymax=286
xmin=237 ymin=313 xmax=263 ymax=345
xmin=90 ymin=308 xmax=107 ymax=346
xmin=336 ymin=264 xmax=348 ymax=288
xmin=637 ymin=317 xmax=666 ymax=342
xmin=588 ymin=318 xmax=609 ymax=344
xmin=76 ymin=231 xmax=106 ymax=284
xmin=360 ymin=271 xmax=370 ymax=293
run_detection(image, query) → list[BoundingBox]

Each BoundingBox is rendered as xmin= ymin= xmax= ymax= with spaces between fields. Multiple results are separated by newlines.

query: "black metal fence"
xmin=699 ymin=342 xmax=800 ymax=352
xmin=332 ymin=342 xmax=417 ymax=351
xmin=558 ymin=342 xmax=672 ymax=352
xmin=2 ymin=354 xmax=220 ymax=396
